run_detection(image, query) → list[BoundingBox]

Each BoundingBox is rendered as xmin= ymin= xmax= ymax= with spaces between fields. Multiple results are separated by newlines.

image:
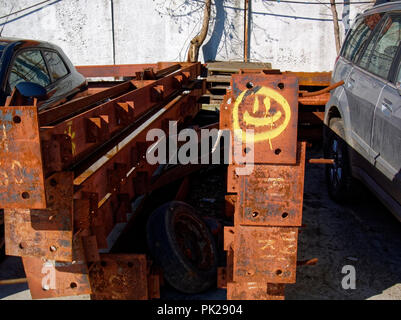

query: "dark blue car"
xmin=0 ymin=38 xmax=87 ymax=110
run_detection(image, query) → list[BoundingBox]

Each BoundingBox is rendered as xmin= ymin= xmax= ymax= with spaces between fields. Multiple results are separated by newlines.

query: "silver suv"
xmin=324 ymin=2 xmax=401 ymax=221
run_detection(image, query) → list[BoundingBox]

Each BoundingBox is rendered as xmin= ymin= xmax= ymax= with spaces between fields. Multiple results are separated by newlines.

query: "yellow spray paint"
xmin=64 ymin=121 xmax=76 ymax=156
xmin=233 ymin=87 xmax=291 ymax=149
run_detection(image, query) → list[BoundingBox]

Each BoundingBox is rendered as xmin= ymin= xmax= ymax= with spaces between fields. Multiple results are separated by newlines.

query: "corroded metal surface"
xmin=1 ymin=62 xmax=203 ymax=299
xmin=236 ymin=144 xmax=306 ymax=227
xmin=220 ymin=72 xmax=299 ymax=164
xmin=222 ymin=71 xmax=306 ymax=300
xmin=4 ymin=172 xmax=74 ymax=261
xmin=0 ymin=106 xmax=46 ymax=209
xmin=227 ymin=282 xmax=285 ymax=300
xmin=233 ymin=226 xmax=299 ymax=283
xmin=23 ymin=255 xmax=91 ymax=299
xmin=89 ymin=254 xmax=148 ymax=300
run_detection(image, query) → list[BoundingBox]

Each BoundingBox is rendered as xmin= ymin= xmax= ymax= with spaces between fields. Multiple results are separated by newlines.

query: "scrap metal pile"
xmin=0 ymin=61 xmax=334 ymax=300
xmin=0 ymin=62 xmax=203 ymax=299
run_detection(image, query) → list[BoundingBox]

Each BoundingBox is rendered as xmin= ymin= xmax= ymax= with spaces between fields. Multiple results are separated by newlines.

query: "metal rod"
xmin=0 ymin=278 xmax=28 ymax=285
xmin=300 ymin=80 xmax=344 ymax=97
xmin=308 ymin=158 xmax=335 ymax=164
xmin=244 ymin=0 xmax=249 ymax=62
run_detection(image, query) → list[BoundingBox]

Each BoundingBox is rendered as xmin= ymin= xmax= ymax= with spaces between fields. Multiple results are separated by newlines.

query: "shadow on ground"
xmin=1 ymin=147 xmax=401 ymax=300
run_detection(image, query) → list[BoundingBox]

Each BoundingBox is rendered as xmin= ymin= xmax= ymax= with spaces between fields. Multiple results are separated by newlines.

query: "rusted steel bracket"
xmin=220 ymin=70 xmax=306 ymax=300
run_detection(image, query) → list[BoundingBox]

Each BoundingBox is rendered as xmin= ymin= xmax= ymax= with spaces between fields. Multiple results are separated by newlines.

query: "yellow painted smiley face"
xmin=232 ymin=86 xmax=291 ymax=149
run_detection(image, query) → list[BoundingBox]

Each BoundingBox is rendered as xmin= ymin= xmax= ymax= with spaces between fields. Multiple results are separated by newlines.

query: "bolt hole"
xmin=70 ymin=282 xmax=77 ymax=289
xmin=21 ymin=192 xmax=30 ymax=199
xmin=127 ymin=262 xmax=134 ymax=268
xmin=276 ymin=269 xmax=283 ymax=276
xmin=252 ymin=211 xmax=259 ymax=218
xmin=50 ymin=178 xmax=57 ymax=187
xmin=244 ymin=147 xmax=251 ymax=154
xmin=274 ymin=148 xmax=281 ymax=155
xmin=278 ymin=83 xmax=284 ymax=90
xmin=282 ymin=212 xmax=288 ymax=219
xmin=100 ymin=261 xmax=107 ymax=267
xmin=246 ymin=82 xmax=254 ymax=89
xmin=50 ymin=245 xmax=57 ymax=252
xmin=13 ymin=116 xmax=21 ymax=124
xmin=19 ymin=243 xmax=25 ymax=249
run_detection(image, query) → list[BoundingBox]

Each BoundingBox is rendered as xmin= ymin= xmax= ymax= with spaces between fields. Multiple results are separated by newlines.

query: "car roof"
xmin=362 ymin=1 xmax=401 ymax=17
xmin=0 ymin=38 xmax=54 ymax=53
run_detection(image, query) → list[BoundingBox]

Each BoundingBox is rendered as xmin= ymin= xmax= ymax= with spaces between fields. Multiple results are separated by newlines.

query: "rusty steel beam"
xmin=76 ymin=64 xmax=158 ymax=78
xmin=289 ymin=71 xmax=332 ymax=87
xmin=0 ymin=63 xmax=201 ymax=211
xmin=0 ymin=62 xmax=204 ymax=299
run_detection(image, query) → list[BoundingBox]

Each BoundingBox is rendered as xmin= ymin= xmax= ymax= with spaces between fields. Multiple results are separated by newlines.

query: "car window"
xmin=8 ymin=50 xmax=51 ymax=90
xmin=44 ymin=50 xmax=68 ymax=81
xmin=359 ymin=15 xmax=401 ymax=79
xmin=341 ymin=13 xmax=384 ymax=63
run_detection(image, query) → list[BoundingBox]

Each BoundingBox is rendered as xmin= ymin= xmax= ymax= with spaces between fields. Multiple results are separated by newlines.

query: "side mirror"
xmin=15 ymin=82 xmax=47 ymax=100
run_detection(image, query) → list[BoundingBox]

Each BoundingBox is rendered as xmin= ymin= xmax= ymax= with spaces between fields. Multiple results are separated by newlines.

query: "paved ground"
xmin=1 ymin=147 xmax=401 ymax=300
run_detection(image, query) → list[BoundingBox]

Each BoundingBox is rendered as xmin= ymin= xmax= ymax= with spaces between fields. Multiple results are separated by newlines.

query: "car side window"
xmin=359 ymin=15 xmax=401 ymax=79
xmin=8 ymin=50 xmax=51 ymax=91
xmin=342 ymin=13 xmax=383 ymax=63
xmin=43 ymin=50 xmax=69 ymax=81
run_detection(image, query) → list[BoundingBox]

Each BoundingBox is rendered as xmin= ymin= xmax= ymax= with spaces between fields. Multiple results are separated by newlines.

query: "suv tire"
xmin=324 ymin=118 xmax=359 ymax=203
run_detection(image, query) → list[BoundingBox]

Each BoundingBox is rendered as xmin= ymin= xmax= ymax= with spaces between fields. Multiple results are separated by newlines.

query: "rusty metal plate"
xmin=233 ymin=226 xmax=298 ymax=283
xmin=89 ymin=254 xmax=148 ymax=300
xmin=235 ymin=142 xmax=306 ymax=227
xmin=227 ymin=282 xmax=285 ymax=300
xmin=224 ymin=226 xmax=235 ymax=251
xmin=226 ymin=165 xmax=239 ymax=193
xmin=224 ymin=194 xmax=236 ymax=218
xmin=0 ymin=106 xmax=46 ymax=209
xmin=224 ymin=74 xmax=298 ymax=164
xmin=4 ymin=172 xmax=74 ymax=261
xmin=22 ymin=256 xmax=91 ymax=299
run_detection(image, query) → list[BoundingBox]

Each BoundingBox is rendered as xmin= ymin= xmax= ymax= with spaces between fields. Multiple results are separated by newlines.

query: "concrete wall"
xmin=0 ymin=0 xmax=374 ymax=72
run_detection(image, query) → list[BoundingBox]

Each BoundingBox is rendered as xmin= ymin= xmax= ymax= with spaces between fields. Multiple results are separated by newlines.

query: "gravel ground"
xmin=1 ymin=147 xmax=401 ymax=300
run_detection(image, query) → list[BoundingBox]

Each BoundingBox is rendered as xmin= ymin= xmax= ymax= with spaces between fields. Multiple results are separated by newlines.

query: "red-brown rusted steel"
xmin=308 ymin=158 xmax=335 ymax=164
xmin=0 ymin=62 xmax=203 ymax=299
xmin=236 ymin=144 xmax=306 ymax=227
xmin=227 ymin=282 xmax=285 ymax=300
xmin=4 ymin=172 xmax=74 ymax=261
xmin=299 ymin=80 xmax=344 ymax=97
xmin=89 ymin=254 xmax=149 ymax=300
xmin=220 ymin=72 xmax=299 ymax=164
xmin=298 ymin=94 xmax=330 ymax=106
xmin=76 ymin=64 xmax=158 ymax=78
xmin=221 ymin=70 xmax=306 ymax=300
xmin=290 ymin=71 xmax=331 ymax=86
xmin=23 ymin=256 xmax=92 ymax=299
xmin=76 ymin=62 xmax=188 ymax=79
xmin=0 ymin=104 xmax=46 ymax=209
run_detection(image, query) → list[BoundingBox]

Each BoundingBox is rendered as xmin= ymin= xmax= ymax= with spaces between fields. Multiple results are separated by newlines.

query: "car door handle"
xmin=347 ymin=76 xmax=355 ymax=89
xmin=381 ymin=99 xmax=393 ymax=115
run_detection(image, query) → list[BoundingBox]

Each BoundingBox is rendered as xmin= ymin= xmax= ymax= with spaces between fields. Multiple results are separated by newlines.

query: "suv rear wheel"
xmin=324 ymin=118 xmax=359 ymax=203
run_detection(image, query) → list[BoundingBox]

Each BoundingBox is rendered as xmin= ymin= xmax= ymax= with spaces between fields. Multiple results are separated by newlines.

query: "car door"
xmin=41 ymin=49 xmax=73 ymax=107
xmin=371 ymin=14 xmax=401 ymax=203
xmin=342 ymin=13 xmax=386 ymax=161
